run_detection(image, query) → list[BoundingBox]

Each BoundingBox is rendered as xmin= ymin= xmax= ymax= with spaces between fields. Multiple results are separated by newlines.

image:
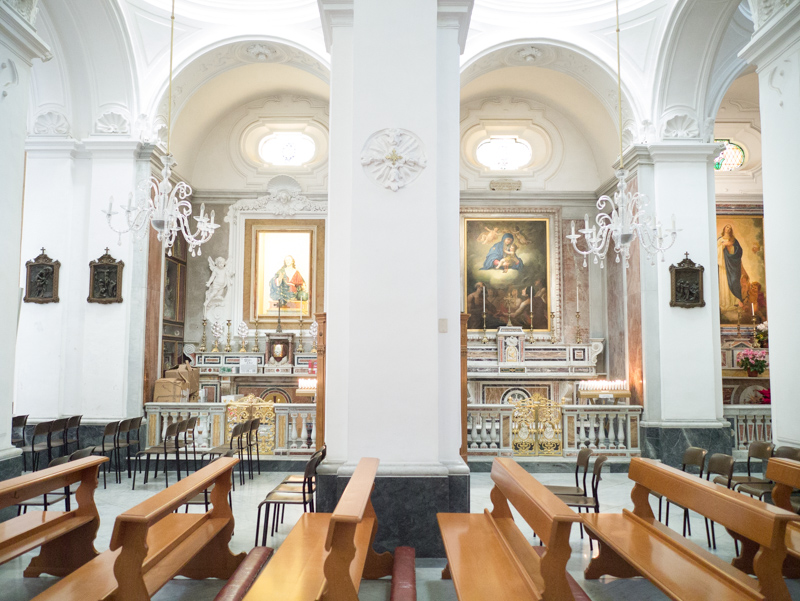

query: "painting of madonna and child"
xmin=717 ymin=215 xmax=767 ymax=325
xmin=464 ymin=218 xmax=550 ymax=331
xmin=255 ymin=230 xmax=312 ymax=319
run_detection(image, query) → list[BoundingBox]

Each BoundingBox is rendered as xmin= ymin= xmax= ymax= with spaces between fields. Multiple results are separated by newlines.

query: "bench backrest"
xmin=766 ymin=457 xmax=800 ymax=512
xmin=629 ymin=457 xmax=799 ymax=549
xmin=491 ymin=457 xmax=581 ymax=548
xmin=0 ymin=456 xmax=108 ymax=510
xmin=109 ymin=456 xmax=238 ymax=549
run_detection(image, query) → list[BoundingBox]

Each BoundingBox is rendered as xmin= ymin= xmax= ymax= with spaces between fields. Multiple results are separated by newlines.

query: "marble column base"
xmin=641 ymin=425 xmax=733 ymax=468
xmin=0 ymin=449 xmax=23 ymax=522
xmin=317 ymin=468 xmax=469 ymax=558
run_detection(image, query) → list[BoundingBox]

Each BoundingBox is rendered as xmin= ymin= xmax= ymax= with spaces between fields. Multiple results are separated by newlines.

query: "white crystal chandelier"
xmin=103 ymin=0 xmax=218 ymax=257
xmin=567 ymin=0 xmax=677 ymax=269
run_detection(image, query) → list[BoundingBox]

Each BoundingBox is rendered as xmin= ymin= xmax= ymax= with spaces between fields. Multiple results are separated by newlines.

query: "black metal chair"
xmin=661 ymin=446 xmax=707 ymax=535
xmin=280 ymin=444 xmax=327 ymax=487
xmin=16 ymin=456 xmax=70 ymax=514
xmin=132 ymin=421 xmax=183 ymax=489
xmin=23 ymin=421 xmax=52 ymax=472
xmin=724 ymin=440 xmax=775 ymax=491
xmin=555 ymin=455 xmax=608 ymax=550
xmin=47 ymin=418 xmax=69 ymax=462
xmin=255 ymin=450 xmax=324 ymax=544
xmin=704 ymin=452 xmax=736 ymax=550
xmin=115 ymin=418 xmax=134 ymax=480
xmin=181 ymin=450 xmax=236 ymax=513
xmin=738 ymin=446 xmax=800 ymax=500
xmin=202 ymin=422 xmax=247 ymax=486
xmin=11 ymin=414 xmax=28 ymax=450
xmin=182 ymin=416 xmax=199 ymax=473
xmin=64 ymin=415 xmax=82 ymax=455
xmin=126 ymin=415 xmax=144 ymax=476
xmin=545 ymin=447 xmax=592 ymax=496
xmin=247 ymin=418 xmax=261 ymax=477
xmin=89 ymin=420 xmax=121 ymax=488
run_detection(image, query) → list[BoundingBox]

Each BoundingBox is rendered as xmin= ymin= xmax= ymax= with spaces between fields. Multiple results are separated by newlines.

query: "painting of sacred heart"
xmin=464 ymin=218 xmax=550 ymax=331
xmin=255 ymin=230 xmax=313 ymax=319
xmin=715 ymin=214 xmax=767 ymax=326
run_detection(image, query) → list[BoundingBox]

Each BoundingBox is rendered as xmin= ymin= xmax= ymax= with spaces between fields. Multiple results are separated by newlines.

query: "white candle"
xmin=482 ymin=286 xmax=486 ymax=312
xmin=671 ymin=214 xmax=676 ymax=231
xmin=107 ymin=198 xmax=113 ymax=214
xmin=530 ymin=286 xmax=533 ymax=313
xmin=584 ymin=215 xmax=589 ymax=230
xmin=752 ymin=303 xmax=755 ymax=316
xmin=571 ymin=221 xmax=576 ymax=236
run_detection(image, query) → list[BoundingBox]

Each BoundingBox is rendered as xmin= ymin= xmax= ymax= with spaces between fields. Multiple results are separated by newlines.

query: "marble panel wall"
xmin=560 ymin=222 xmax=591 ymax=345
xmin=626 ymin=229 xmax=644 ymax=406
xmin=606 ymin=254 xmax=626 ymax=380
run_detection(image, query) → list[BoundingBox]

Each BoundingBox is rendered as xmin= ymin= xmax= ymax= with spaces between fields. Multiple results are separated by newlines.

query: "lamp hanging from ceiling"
xmin=103 ymin=0 xmax=218 ymax=257
xmin=567 ymin=0 xmax=677 ymax=269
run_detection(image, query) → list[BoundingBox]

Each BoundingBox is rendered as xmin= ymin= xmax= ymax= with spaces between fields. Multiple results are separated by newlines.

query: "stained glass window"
xmin=714 ymin=140 xmax=745 ymax=171
xmin=258 ymin=133 xmax=316 ymax=166
xmin=476 ymin=136 xmax=532 ymax=171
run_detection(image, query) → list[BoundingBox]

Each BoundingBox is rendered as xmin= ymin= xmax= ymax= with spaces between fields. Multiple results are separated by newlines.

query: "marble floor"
xmin=2 ymin=465 xmax=799 ymax=601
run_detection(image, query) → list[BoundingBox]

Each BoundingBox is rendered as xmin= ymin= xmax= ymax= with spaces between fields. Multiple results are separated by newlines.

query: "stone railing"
xmin=274 ymin=403 xmax=317 ymax=456
xmin=466 ymin=404 xmax=514 ymax=456
xmin=723 ymin=405 xmax=772 ymax=457
xmin=561 ymin=405 xmax=643 ymax=457
xmin=143 ymin=402 xmax=228 ymax=449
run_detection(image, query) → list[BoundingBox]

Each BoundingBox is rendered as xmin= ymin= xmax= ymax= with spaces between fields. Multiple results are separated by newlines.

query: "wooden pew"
xmin=584 ymin=457 xmax=800 ymax=601
xmin=0 ymin=455 xmax=107 ymax=578
xmin=437 ymin=457 xmax=586 ymax=601
xmin=242 ymin=457 xmax=393 ymax=601
xmin=33 ymin=456 xmax=244 ymax=601
xmin=765 ymin=457 xmax=800 ymax=577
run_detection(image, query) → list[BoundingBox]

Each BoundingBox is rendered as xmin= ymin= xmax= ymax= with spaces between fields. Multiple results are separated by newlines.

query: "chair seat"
xmin=737 ymin=481 xmax=774 ymax=498
xmin=262 ymin=490 xmax=313 ymax=504
xmin=729 ymin=475 xmax=769 ymax=488
xmin=280 ymin=474 xmax=309 ymax=484
xmin=17 ymin=492 xmax=69 ymax=507
xmin=545 ymin=484 xmax=584 ymax=496
xmin=556 ymin=494 xmax=597 ymax=508
xmin=271 ymin=482 xmax=316 ymax=495
xmin=135 ymin=445 xmax=174 ymax=456
xmin=25 ymin=442 xmax=49 ymax=453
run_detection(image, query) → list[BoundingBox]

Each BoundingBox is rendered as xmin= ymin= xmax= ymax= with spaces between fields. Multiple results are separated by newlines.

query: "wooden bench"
xmin=584 ymin=457 xmax=800 ymax=601
xmin=765 ymin=457 xmax=800 ymax=578
xmin=0 ymin=455 xmax=108 ymax=578
xmin=32 ymin=456 xmax=244 ymax=601
xmin=438 ymin=457 xmax=587 ymax=601
xmin=242 ymin=457 xmax=394 ymax=601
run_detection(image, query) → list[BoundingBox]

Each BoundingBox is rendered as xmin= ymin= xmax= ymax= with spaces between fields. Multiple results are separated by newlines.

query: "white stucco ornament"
xmin=360 ymin=128 xmax=427 ymax=192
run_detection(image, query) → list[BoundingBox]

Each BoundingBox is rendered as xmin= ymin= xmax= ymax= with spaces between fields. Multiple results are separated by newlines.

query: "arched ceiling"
xmin=170 ymin=61 xmax=329 ymax=179
xmin=462 ymin=65 xmax=620 ymax=184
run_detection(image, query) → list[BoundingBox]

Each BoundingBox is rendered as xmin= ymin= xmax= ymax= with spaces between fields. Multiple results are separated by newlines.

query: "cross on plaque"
xmin=503 ymin=291 xmax=516 ymax=327
xmin=385 ymin=148 xmax=403 ymax=165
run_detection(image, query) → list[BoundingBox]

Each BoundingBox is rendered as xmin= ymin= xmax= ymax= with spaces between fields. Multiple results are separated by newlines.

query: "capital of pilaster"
xmin=318 ymin=0 xmax=354 ymax=53
xmin=437 ymin=0 xmax=473 ymax=54
xmin=24 ymin=137 xmax=83 ymax=158
xmin=80 ymin=138 xmax=143 ymax=159
xmin=740 ymin=1 xmax=800 ymax=69
xmin=0 ymin=3 xmax=50 ymax=65
xmin=646 ymin=142 xmax=724 ymax=164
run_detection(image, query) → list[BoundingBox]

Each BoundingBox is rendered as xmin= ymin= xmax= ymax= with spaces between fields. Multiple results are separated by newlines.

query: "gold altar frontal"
xmin=226 ymin=394 xmax=277 ymax=455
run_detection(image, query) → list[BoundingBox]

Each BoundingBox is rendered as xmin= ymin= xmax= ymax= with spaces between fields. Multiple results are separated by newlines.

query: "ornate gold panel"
xmin=225 ymin=393 xmax=276 ymax=455
xmin=510 ymin=393 xmax=563 ymax=457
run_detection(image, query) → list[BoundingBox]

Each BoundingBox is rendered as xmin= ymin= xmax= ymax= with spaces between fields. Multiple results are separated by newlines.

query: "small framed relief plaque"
xmin=88 ymin=248 xmax=124 ymax=304
xmin=670 ymin=253 xmax=705 ymax=308
xmin=24 ymin=248 xmax=60 ymax=304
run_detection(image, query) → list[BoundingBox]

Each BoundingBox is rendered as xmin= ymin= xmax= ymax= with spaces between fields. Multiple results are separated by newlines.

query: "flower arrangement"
xmin=755 ymin=321 xmax=768 ymax=347
xmin=737 ymin=349 xmax=768 ymax=375
xmin=758 ymin=388 xmax=771 ymax=405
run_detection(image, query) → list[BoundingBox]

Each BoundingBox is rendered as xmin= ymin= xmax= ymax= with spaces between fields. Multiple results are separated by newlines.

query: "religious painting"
xmin=464 ymin=218 xmax=550 ymax=331
xmin=716 ymin=214 xmax=767 ymax=325
xmin=254 ymin=229 xmax=313 ymax=319
xmin=669 ymin=254 xmax=705 ymax=309
xmin=88 ymin=249 xmax=124 ymax=304
xmin=24 ymin=248 xmax=60 ymax=304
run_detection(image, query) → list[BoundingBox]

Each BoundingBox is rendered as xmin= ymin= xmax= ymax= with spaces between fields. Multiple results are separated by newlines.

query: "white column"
xmin=740 ymin=3 xmax=800 ymax=448
xmin=0 ymin=5 xmax=49 ymax=461
xmin=322 ymin=0 xmax=469 ymax=469
xmin=637 ymin=143 xmax=725 ymax=427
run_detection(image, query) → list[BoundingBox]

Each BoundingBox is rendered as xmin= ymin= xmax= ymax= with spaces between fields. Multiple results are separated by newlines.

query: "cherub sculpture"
xmin=204 ymin=256 xmax=234 ymax=317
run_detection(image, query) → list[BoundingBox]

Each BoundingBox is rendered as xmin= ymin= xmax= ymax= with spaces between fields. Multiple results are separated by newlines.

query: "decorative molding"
xmin=490 ymin=179 xmax=522 ymax=191
xmin=749 ymin=0 xmax=796 ymax=29
xmin=224 ymin=175 xmax=326 ymax=225
xmin=0 ymin=4 xmax=51 ymax=65
xmin=662 ymin=113 xmax=701 ymax=139
xmin=32 ymin=110 xmax=70 ymax=135
xmin=360 ymin=128 xmax=428 ymax=192
xmin=95 ymin=111 xmax=130 ymax=135
xmin=437 ymin=0 xmax=474 ymax=53
xmin=318 ymin=0 xmax=354 ymax=52
xmin=2 ymin=0 xmax=38 ymax=26
xmin=0 ymin=57 xmax=18 ymax=98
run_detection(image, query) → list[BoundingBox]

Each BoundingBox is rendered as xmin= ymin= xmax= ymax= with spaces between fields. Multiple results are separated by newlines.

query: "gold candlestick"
xmin=297 ymin=315 xmax=305 ymax=353
xmin=211 ymin=336 xmax=220 ymax=353
xmin=251 ymin=319 xmax=260 ymax=352
xmin=550 ymin=312 xmax=557 ymax=344
xmin=736 ymin=307 xmax=742 ymax=336
xmin=224 ymin=319 xmax=232 ymax=352
xmin=575 ymin=311 xmax=582 ymax=344
xmin=238 ymin=335 xmax=247 ymax=353
xmin=482 ymin=312 xmax=488 ymax=345
xmin=528 ymin=305 xmax=534 ymax=343
xmin=199 ymin=319 xmax=207 ymax=352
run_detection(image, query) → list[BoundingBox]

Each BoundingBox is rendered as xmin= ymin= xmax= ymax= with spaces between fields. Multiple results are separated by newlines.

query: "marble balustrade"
xmin=274 ymin=403 xmax=317 ymax=455
xmin=144 ymin=402 xmax=228 ymax=449
xmin=723 ymin=405 xmax=772 ymax=458
xmin=466 ymin=404 xmax=514 ymax=456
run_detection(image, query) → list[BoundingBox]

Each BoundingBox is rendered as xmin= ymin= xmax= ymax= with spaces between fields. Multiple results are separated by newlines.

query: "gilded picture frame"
xmin=24 ymin=248 xmax=60 ymax=304
xmin=463 ymin=217 xmax=551 ymax=331
xmin=88 ymin=248 xmax=124 ymax=304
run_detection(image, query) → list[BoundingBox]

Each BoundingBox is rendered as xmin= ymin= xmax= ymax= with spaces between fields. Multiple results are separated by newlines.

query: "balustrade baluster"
xmin=618 ymin=412 xmax=627 ymax=449
xmin=608 ymin=413 xmax=617 ymax=449
xmin=470 ymin=414 xmax=479 ymax=449
xmin=765 ymin=415 xmax=772 ymax=440
xmin=588 ymin=413 xmax=597 ymax=449
xmin=578 ymin=411 xmax=587 ymax=448
xmin=489 ymin=414 xmax=499 ymax=449
xmin=290 ymin=412 xmax=300 ymax=449
xmin=480 ymin=415 xmax=490 ymax=449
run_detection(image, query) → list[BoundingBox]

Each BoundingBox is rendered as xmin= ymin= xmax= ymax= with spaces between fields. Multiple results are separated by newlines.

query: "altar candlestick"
xmin=482 ymin=286 xmax=486 ymax=312
xmin=107 ymin=198 xmax=113 ymax=214
xmin=752 ymin=303 xmax=755 ymax=316
xmin=576 ymin=279 xmax=579 ymax=313
xmin=530 ymin=286 xmax=533 ymax=312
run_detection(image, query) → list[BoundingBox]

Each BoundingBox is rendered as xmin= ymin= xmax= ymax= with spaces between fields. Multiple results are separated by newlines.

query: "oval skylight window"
xmin=476 ymin=136 xmax=533 ymax=171
xmin=714 ymin=140 xmax=745 ymax=171
xmin=258 ymin=132 xmax=316 ymax=166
